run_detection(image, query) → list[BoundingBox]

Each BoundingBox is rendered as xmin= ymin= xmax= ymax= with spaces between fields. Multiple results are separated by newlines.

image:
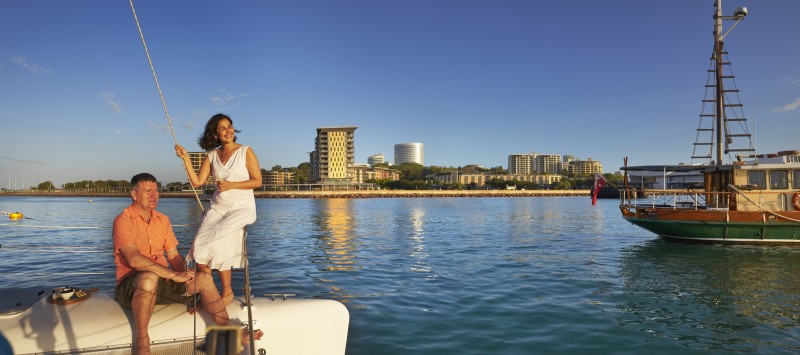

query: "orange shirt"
xmin=112 ymin=203 xmax=179 ymax=284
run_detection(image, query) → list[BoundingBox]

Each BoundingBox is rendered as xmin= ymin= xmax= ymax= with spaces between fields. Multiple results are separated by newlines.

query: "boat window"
xmin=794 ymin=170 xmax=800 ymax=189
xmin=770 ymin=170 xmax=788 ymax=190
xmin=747 ymin=170 xmax=766 ymax=189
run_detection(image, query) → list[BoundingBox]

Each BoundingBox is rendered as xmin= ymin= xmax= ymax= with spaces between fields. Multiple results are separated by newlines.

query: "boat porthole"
xmin=755 ymin=232 xmax=761 ymax=238
xmin=768 ymin=215 xmax=777 ymax=222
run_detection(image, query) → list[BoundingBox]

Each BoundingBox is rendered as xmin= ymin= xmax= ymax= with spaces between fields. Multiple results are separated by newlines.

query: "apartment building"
xmin=534 ymin=154 xmax=562 ymax=174
xmin=187 ymin=151 xmax=213 ymax=186
xmin=310 ymin=127 xmax=357 ymax=183
xmin=429 ymin=172 xmax=562 ymax=188
xmin=351 ymin=165 xmax=401 ymax=183
xmin=568 ymin=158 xmax=603 ymax=175
xmin=263 ymin=171 xmax=295 ymax=186
xmin=508 ymin=153 xmax=536 ymax=175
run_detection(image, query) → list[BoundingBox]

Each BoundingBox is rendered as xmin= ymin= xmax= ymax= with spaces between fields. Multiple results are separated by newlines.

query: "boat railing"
xmin=620 ymin=189 xmax=712 ymax=210
xmin=621 ymin=188 xmax=796 ymax=212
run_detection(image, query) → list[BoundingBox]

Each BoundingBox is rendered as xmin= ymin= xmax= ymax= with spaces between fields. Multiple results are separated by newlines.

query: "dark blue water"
xmin=2 ymin=196 xmax=800 ymax=354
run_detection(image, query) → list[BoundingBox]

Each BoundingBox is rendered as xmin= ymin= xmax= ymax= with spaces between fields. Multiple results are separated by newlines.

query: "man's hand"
xmin=172 ymin=269 xmax=196 ymax=283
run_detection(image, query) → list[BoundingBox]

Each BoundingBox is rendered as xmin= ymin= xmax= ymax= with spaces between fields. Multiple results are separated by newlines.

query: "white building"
xmin=394 ymin=143 xmax=424 ymax=165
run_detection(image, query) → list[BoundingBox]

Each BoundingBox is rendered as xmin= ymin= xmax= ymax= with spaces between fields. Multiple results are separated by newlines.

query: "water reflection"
xmin=312 ymin=199 xmax=358 ymax=272
xmin=407 ymin=206 xmax=429 ymax=274
xmin=617 ymin=240 xmax=800 ymax=352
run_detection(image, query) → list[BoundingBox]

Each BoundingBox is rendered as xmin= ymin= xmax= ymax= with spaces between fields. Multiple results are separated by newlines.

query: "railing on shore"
xmin=1 ymin=189 xmax=591 ymax=199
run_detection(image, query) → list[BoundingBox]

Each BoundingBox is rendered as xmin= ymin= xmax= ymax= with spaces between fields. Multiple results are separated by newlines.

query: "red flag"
xmin=591 ymin=173 xmax=608 ymax=206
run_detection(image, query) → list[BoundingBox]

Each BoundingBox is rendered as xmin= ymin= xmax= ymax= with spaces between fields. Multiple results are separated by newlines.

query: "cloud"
xmin=148 ymin=122 xmax=172 ymax=134
xmin=99 ymin=93 xmax=122 ymax=112
xmin=773 ymin=98 xmax=800 ymax=113
xmin=211 ymin=90 xmax=237 ymax=105
xmin=11 ymin=55 xmax=51 ymax=74
xmin=210 ymin=89 xmax=247 ymax=111
xmin=786 ymin=78 xmax=800 ymax=87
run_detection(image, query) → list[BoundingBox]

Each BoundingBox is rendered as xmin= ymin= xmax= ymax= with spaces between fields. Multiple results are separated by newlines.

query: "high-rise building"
xmin=508 ymin=153 xmax=537 ymax=175
xmin=188 ymin=151 xmax=213 ymax=186
xmin=561 ymin=155 xmax=575 ymax=174
xmin=310 ymin=126 xmax=357 ymax=183
xmin=368 ymin=154 xmax=385 ymax=166
xmin=534 ymin=154 xmax=562 ymax=174
xmin=394 ymin=143 xmax=424 ymax=165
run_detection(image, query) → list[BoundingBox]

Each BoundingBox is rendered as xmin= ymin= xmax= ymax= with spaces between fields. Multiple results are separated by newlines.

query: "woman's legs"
xmin=217 ymin=268 xmax=234 ymax=305
xmin=198 ymin=264 xmax=234 ymax=305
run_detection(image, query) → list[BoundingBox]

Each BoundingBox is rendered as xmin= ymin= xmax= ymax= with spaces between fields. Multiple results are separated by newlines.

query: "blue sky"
xmin=1 ymin=0 xmax=799 ymax=187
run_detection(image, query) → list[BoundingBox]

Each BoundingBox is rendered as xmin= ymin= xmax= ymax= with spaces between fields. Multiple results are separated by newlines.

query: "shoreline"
xmin=0 ymin=190 xmax=591 ymax=199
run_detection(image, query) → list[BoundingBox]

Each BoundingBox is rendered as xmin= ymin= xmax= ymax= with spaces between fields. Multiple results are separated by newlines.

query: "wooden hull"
xmin=0 ymin=289 xmax=349 ymax=354
xmin=621 ymin=206 xmax=800 ymax=243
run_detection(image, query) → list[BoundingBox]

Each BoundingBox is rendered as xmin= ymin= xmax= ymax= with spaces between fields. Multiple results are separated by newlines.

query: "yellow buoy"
xmin=9 ymin=212 xmax=23 ymax=220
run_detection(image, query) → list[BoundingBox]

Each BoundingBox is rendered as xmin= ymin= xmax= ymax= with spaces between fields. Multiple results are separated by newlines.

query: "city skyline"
xmin=2 ymin=1 xmax=799 ymax=187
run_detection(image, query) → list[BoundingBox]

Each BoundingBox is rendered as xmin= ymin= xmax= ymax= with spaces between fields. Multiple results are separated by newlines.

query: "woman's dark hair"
xmin=197 ymin=113 xmax=240 ymax=151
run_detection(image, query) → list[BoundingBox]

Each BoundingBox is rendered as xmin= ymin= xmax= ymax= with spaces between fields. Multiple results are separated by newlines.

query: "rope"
xmin=128 ymin=0 xmax=204 ymax=213
xmin=0 ymin=244 xmax=110 ymax=250
xmin=728 ymin=184 xmax=800 ymax=223
xmin=0 ymin=223 xmax=189 ymax=229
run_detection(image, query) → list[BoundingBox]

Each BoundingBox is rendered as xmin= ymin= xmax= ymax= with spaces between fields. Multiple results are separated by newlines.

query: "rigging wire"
xmin=128 ymin=0 xmax=204 ymax=213
xmin=128 ymin=4 xmax=259 ymax=353
xmin=0 ymin=223 xmax=189 ymax=229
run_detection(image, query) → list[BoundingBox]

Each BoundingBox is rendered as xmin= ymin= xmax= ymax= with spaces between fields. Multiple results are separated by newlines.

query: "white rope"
xmin=128 ymin=0 xmax=204 ymax=213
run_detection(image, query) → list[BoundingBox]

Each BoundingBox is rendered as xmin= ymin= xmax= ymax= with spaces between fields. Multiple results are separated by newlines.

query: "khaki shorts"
xmin=114 ymin=274 xmax=195 ymax=309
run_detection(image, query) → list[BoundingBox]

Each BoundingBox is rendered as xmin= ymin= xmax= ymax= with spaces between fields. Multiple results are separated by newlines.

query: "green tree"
xmin=295 ymin=162 xmax=311 ymax=183
xmin=395 ymin=162 xmax=425 ymax=181
xmin=489 ymin=166 xmax=507 ymax=174
xmin=36 ymin=181 xmax=55 ymax=190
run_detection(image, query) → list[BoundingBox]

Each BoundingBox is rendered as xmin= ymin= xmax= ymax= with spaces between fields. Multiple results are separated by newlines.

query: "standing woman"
xmin=175 ymin=113 xmax=262 ymax=305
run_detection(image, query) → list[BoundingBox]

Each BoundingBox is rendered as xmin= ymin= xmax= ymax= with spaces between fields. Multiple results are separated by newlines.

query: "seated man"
xmin=113 ymin=173 xmax=261 ymax=355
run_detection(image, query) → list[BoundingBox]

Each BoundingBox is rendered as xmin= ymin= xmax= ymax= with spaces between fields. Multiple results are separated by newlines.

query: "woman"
xmin=175 ymin=113 xmax=262 ymax=305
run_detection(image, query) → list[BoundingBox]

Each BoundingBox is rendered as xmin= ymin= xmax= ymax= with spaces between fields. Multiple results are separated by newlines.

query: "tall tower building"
xmin=188 ymin=151 xmax=213 ymax=185
xmin=394 ymin=143 xmax=424 ymax=165
xmin=310 ymin=126 xmax=357 ymax=183
xmin=534 ymin=154 xmax=562 ymax=174
xmin=508 ymin=153 xmax=536 ymax=175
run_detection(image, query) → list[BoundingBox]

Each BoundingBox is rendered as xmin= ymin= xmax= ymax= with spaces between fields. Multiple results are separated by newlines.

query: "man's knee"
xmin=134 ymin=272 xmax=160 ymax=293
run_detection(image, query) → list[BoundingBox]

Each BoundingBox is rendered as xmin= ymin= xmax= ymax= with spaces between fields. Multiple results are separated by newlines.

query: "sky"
xmin=1 ymin=0 xmax=799 ymax=188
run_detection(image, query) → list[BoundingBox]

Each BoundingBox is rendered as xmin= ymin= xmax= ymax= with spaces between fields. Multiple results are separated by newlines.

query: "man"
xmin=113 ymin=173 xmax=261 ymax=355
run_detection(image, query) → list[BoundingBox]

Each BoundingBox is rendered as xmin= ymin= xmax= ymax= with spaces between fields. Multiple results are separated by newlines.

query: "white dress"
xmin=187 ymin=145 xmax=257 ymax=270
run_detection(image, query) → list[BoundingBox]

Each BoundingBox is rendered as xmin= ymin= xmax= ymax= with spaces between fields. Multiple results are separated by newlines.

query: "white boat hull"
xmin=1 ymin=288 xmax=349 ymax=354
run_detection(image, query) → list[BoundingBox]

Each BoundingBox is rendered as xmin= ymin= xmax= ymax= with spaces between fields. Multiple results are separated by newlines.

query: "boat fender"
xmin=792 ymin=193 xmax=800 ymax=210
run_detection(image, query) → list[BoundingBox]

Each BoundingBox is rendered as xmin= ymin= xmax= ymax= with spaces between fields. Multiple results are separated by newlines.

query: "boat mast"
xmin=714 ymin=0 xmax=724 ymax=167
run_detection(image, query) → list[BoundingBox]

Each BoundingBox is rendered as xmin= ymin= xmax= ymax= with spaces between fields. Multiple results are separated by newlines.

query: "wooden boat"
xmin=618 ymin=0 xmax=800 ymax=243
xmin=0 ymin=286 xmax=349 ymax=354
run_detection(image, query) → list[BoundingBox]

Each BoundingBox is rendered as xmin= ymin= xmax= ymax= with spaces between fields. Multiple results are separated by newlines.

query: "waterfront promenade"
xmin=0 ymin=189 xmax=590 ymax=199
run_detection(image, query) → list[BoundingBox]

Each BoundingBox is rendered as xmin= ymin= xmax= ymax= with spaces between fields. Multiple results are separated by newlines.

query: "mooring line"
xmin=129 ymin=0 xmax=205 ymax=213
